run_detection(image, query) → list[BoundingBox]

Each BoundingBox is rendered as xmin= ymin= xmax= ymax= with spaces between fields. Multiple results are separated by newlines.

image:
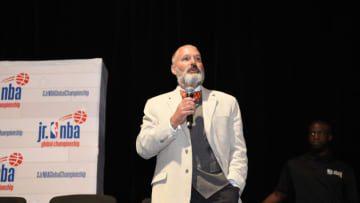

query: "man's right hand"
xmin=170 ymin=97 xmax=196 ymax=129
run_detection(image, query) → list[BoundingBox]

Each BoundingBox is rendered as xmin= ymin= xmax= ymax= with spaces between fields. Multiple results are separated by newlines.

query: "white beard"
xmin=175 ymin=66 xmax=205 ymax=88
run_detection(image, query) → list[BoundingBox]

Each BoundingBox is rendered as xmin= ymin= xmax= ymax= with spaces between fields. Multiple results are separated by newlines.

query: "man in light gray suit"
xmin=136 ymin=44 xmax=248 ymax=203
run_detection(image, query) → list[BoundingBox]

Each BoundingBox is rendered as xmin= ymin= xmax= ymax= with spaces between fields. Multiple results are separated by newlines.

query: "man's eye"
xmin=182 ymin=56 xmax=190 ymax=61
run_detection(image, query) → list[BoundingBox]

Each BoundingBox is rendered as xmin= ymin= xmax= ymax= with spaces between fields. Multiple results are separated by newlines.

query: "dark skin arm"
xmin=263 ymin=191 xmax=287 ymax=203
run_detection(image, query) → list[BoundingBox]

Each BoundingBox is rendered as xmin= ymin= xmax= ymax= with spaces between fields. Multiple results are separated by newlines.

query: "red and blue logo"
xmin=0 ymin=152 xmax=23 ymax=191
xmin=37 ymin=110 xmax=87 ymax=148
xmin=0 ymin=73 xmax=30 ymax=108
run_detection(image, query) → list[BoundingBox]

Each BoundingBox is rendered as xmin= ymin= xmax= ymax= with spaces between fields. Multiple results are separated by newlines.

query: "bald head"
xmin=308 ymin=120 xmax=332 ymax=135
xmin=172 ymin=44 xmax=200 ymax=64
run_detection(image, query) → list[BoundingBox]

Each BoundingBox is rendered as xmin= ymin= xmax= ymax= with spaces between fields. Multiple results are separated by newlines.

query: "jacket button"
xmin=185 ymin=169 xmax=189 ymax=173
xmin=185 ymin=149 xmax=188 ymax=154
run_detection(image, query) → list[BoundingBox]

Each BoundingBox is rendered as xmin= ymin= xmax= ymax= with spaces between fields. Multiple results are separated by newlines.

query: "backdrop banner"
xmin=0 ymin=58 xmax=107 ymax=203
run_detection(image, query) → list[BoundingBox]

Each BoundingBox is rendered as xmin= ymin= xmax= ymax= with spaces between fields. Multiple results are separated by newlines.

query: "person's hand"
xmin=170 ymin=97 xmax=195 ymax=129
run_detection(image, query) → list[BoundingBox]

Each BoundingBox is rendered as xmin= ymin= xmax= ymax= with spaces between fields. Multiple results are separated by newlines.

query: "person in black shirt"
xmin=263 ymin=120 xmax=359 ymax=203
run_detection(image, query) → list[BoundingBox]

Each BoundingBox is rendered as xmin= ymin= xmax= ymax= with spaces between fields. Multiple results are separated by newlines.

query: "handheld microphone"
xmin=185 ymin=87 xmax=194 ymax=129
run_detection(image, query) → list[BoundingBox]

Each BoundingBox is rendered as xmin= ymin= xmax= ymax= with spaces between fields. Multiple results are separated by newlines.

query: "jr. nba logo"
xmin=37 ymin=110 xmax=87 ymax=147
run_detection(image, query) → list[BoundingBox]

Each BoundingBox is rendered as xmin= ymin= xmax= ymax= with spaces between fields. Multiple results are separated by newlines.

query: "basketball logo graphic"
xmin=8 ymin=152 xmax=23 ymax=167
xmin=73 ymin=110 xmax=87 ymax=124
xmin=16 ymin=73 xmax=30 ymax=86
xmin=59 ymin=110 xmax=87 ymax=124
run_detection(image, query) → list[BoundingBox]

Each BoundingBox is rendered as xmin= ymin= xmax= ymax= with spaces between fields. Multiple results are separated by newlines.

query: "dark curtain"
xmin=0 ymin=1 xmax=357 ymax=202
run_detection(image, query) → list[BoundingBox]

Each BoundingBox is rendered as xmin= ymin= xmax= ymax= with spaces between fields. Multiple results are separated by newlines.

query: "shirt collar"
xmin=179 ymin=85 xmax=202 ymax=92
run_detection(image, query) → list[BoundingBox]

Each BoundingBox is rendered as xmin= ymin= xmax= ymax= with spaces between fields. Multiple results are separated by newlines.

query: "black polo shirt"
xmin=276 ymin=152 xmax=359 ymax=203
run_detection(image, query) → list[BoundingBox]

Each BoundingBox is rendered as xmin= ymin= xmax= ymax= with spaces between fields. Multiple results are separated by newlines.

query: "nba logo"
xmin=1 ymin=73 xmax=29 ymax=101
xmin=0 ymin=153 xmax=23 ymax=182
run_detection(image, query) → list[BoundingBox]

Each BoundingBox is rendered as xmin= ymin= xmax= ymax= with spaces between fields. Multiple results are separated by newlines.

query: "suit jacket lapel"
xmin=167 ymin=86 xmax=182 ymax=114
xmin=202 ymin=87 xmax=217 ymax=138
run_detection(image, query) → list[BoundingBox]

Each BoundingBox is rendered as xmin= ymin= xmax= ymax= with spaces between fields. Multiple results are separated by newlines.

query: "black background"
xmin=0 ymin=1 xmax=357 ymax=202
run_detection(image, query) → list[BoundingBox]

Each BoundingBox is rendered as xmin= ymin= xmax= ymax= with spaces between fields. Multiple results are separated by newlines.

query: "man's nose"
xmin=190 ymin=56 xmax=197 ymax=64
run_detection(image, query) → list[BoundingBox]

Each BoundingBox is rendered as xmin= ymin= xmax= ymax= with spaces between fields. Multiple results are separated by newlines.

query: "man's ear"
xmin=171 ymin=64 xmax=177 ymax=76
xmin=328 ymin=135 xmax=333 ymax=142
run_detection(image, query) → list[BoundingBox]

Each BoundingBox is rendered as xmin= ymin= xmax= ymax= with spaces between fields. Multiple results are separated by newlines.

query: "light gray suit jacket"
xmin=136 ymin=86 xmax=247 ymax=203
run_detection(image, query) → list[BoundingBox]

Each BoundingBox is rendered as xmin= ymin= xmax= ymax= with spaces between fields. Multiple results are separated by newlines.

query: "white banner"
xmin=0 ymin=58 xmax=107 ymax=203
